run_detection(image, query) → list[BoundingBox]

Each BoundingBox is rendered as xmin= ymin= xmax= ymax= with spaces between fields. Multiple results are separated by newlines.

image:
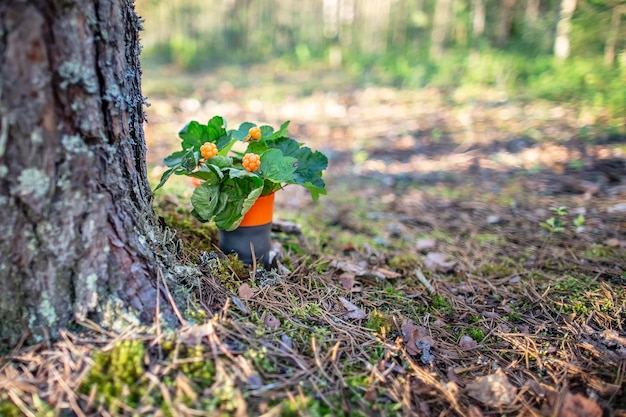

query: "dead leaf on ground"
xmin=466 ymin=368 xmax=517 ymax=408
xmin=339 ymin=272 xmax=355 ymax=290
xmin=331 ymin=260 xmax=367 ymax=275
xmin=447 ymin=367 xmax=465 ymax=388
xmin=331 ymin=259 xmax=401 ymax=281
xmin=401 ymin=320 xmax=436 ymax=363
xmin=545 ymin=391 xmax=604 ymax=417
xmin=459 ymin=335 xmax=479 ymax=349
xmin=178 ymin=323 xmax=211 ymax=346
xmin=605 ymin=238 xmax=626 ymax=248
xmin=415 ymin=237 xmax=437 ymax=251
xmin=263 ymin=314 xmax=281 ymax=330
xmin=424 ymin=252 xmax=457 ymax=272
xmin=338 ymin=297 xmax=367 ymax=320
xmin=238 ymin=283 xmax=257 ymax=300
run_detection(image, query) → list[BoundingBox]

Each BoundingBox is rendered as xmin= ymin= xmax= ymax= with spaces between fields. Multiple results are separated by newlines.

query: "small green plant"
xmin=466 ymin=327 xmax=486 ymax=342
xmin=539 ymin=206 xmax=568 ymax=233
xmin=155 ymin=117 xmax=328 ymax=231
xmin=364 ymin=310 xmax=392 ymax=335
xmin=431 ymin=294 xmax=450 ymax=310
xmin=573 ymin=213 xmax=586 ymax=233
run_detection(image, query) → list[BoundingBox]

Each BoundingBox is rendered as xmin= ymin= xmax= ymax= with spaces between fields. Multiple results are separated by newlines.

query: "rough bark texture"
xmin=0 ymin=0 xmax=176 ymax=348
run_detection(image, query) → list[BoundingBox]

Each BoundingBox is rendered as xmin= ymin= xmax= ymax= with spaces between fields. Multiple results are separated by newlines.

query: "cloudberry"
xmin=245 ymin=126 xmax=261 ymax=142
xmin=200 ymin=142 xmax=218 ymax=159
xmin=242 ymin=153 xmax=261 ymax=172
xmin=249 ymin=127 xmax=261 ymax=140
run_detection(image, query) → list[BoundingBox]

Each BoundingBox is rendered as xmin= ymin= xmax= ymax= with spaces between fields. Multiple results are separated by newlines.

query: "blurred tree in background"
xmin=136 ymin=0 xmax=626 ymax=123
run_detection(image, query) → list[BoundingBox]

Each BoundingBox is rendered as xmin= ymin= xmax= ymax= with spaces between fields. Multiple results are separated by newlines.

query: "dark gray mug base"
xmin=219 ymin=223 xmax=272 ymax=267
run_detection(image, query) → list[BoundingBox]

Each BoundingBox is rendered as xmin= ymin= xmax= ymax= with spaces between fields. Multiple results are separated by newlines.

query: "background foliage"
xmin=137 ymin=0 xmax=626 ymax=124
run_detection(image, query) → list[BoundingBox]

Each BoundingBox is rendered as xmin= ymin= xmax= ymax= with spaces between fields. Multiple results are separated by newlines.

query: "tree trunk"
xmin=495 ymin=0 xmax=517 ymax=46
xmin=604 ymin=5 xmax=625 ymax=66
xmin=0 ymin=0 xmax=177 ymax=348
xmin=554 ymin=0 xmax=577 ymax=60
xmin=523 ymin=0 xmax=540 ymax=41
xmin=430 ymin=0 xmax=453 ymax=61
xmin=471 ymin=0 xmax=486 ymax=49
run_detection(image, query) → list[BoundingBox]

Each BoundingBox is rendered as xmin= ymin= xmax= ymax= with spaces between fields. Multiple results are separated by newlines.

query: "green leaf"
xmin=191 ymin=182 xmax=221 ymax=222
xmin=190 ymin=208 xmax=209 ymax=223
xmin=268 ymin=120 xmax=290 ymax=140
xmin=229 ymin=122 xmax=256 ymax=141
xmin=207 ymin=116 xmax=234 ymax=150
xmin=259 ymin=125 xmax=274 ymax=139
xmin=245 ymin=141 xmax=268 ymax=155
xmin=182 ymin=150 xmax=200 ymax=172
xmin=201 ymin=163 xmax=225 ymax=181
xmin=218 ymin=138 xmax=237 ymax=156
xmin=154 ymin=167 xmax=175 ymax=191
xmin=206 ymin=156 xmax=232 ymax=168
xmin=189 ymin=169 xmax=220 ymax=185
xmin=301 ymin=182 xmax=327 ymax=201
xmin=213 ymin=175 xmax=264 ymax=230
xmin=223 ymin=167 xmax=255 ymax=179
xmin=163 ymin=150 xmax=188 ymax=168
xmin=269 ymin=137 xmax=328 ymax=189
xmin=260 ymin=149 xmax=297 ymax=183
xmin=179 ymin=121 xmax=208 ymax=150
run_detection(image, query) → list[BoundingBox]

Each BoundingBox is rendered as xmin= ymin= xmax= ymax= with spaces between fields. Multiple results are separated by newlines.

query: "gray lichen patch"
xmin=61 ymin=134 xmax=92 ymax=155
xmin=0 ymin=164 xmax=8 ymax=178
xmin=100 ymin=296 xmax=141 ymax=333
xmin=31 ymin=128 xmax=43 ymax=145
xmin=14 ymin=168 xmax=50 ymax=211
xmin=27 ymin=291 xmax=59 ymax=341
xmin=74 ymin=272 xmax=99 ymax=320
xmin=58 ymin=61 xmax=99 ymax=94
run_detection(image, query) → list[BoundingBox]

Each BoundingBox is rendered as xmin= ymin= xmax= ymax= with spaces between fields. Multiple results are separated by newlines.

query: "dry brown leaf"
xmin=339 ymin=273 xmax=355 ymax=291
xmin=238 ymin=283 xmax=257 ymax=300
xmin=178 ymin=324 xmax=211 ymax=346
xmin=331 ymin=260 xmax=400 ymax=280
xmin=466 ymin=369 xmax=517 ymax=408
xmin=482 ymin=311 xmax=501 ymax=319
xmin=415 ymin=238 xmax=437 ymax=251
xmin=545 ymin=391 xmax=603 ymax=417
xmin=401 ymin=320 xmax=436 ymax=362
xmin=459 ymin=335 xmax=478 ymax=349
xmin=263 ymin=314 xmax=281 ymax=330
xmin=605 ymin=238 xmax=626 ymax=248
xmin=330 ymin=260 xmax=367 ymax=275
xmin=373 ymin=267 xmax=401 ymax=279
xmin=338 ymin=297 xmax=367 ymax=320
xmin=424 ymin=252 xmax=457 ymax=272
xmin=447 ymin=367 xmax=465 ymax=388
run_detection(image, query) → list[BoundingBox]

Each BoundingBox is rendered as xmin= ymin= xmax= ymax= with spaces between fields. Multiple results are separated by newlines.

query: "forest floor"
xmin=2 ymin=63 xmax=625 ymax=416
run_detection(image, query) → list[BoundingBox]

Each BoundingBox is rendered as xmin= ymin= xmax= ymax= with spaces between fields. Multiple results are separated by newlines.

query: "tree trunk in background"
xmin=495 ymin=0 xmax=517 ymax=46
xmin=604 ymin=5 xmax=625 ymax=66
xmin=0 ymin=0 xmax=175 ymax=348
xmin=523 ymin=0 xmax=540 ymax=40
xmin=554 ymin=0 xmax=577 ymax=60
xmin=430 ymin=0 xmax=453 ymax=60
xmin=471 ymin=0 xmax=486 ymax=50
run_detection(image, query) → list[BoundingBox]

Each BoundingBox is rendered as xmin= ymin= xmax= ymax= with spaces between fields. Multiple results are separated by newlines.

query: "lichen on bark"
xmin=0 ymin=0 xmax=186 ymax=349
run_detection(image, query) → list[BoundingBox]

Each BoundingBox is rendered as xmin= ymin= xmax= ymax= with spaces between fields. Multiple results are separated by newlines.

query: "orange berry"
xmin=200 ymin=142 xmax=218 ymax=159
xmin=249 ymin=126 xmax=261 ymax=140
xmin=242 ymin=153 xmax=261 ymax=172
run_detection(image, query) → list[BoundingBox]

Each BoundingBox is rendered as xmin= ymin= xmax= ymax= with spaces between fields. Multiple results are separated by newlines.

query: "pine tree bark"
xmin=0 ymin=0 xmax=177 ymax=348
